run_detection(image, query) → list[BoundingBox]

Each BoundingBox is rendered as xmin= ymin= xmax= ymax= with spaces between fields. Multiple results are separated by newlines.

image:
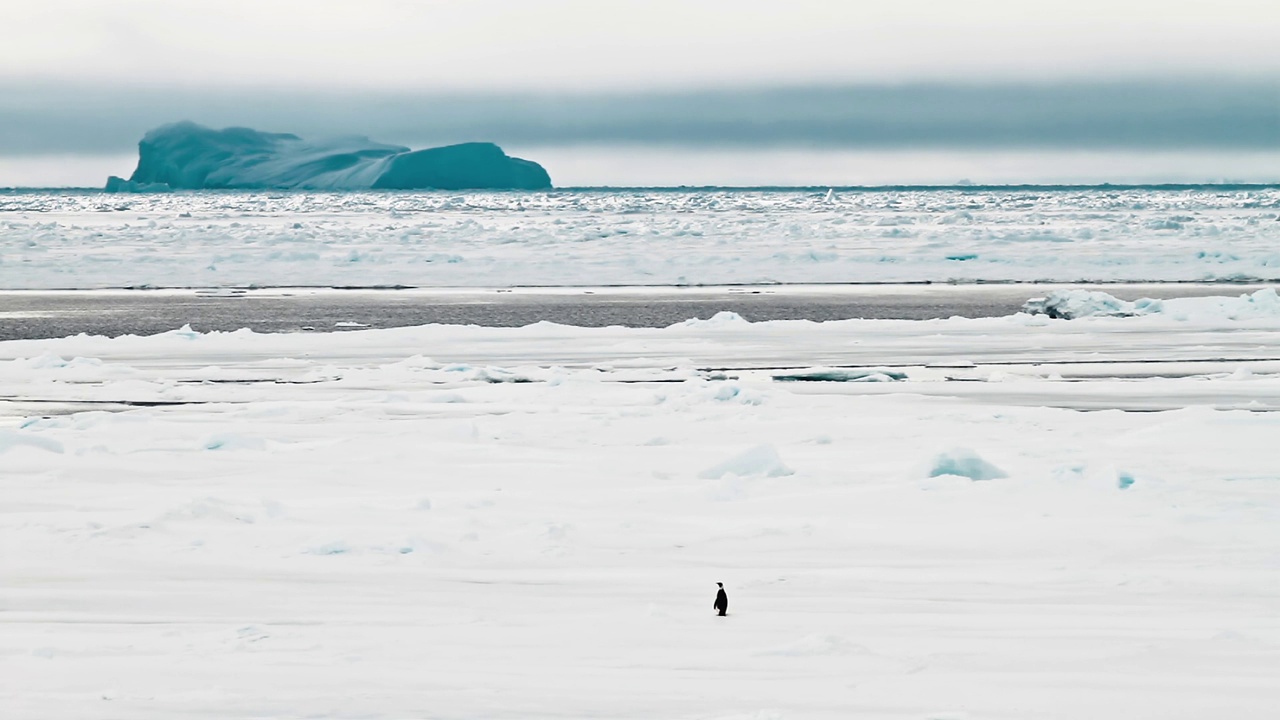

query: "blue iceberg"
xmin=105 ymin=121 xmax=551 ymax=192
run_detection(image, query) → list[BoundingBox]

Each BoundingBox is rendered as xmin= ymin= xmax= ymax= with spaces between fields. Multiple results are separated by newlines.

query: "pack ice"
xmin=104 ymin=122 xmax=552 ymax=192
xmin=5 ymin=296 xmax=1280 ymax=718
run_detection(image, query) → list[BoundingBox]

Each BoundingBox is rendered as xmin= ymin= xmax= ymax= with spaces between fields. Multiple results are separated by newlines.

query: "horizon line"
xmin=5 ymin=182 xmax=1280 ymax=193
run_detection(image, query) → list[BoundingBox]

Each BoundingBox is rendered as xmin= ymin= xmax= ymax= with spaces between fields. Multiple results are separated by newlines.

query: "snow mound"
xmin=203 ymin=433 xmax=267 ymax=451
xmin=1023 ymin=288 xmax=1280 ymax=320
xmin=308 ymin=541 xmax=353 ymax=556
xmin=699 ymin=444 xmax=794 ymax=479
xmin=106 ymin=122 xmax=551 ymax=191
xmin=699 ymin=382 xmax=766 ymax=405
xmin=928 ymin=448 xmax=1007 ymax=481
xmin=1188 ymin=287 xmax=1280 ymax=320
xmin=11 ymin=353 xmax=104 ymax=370
xmin=674 ymin=311 xmax=751 ymax=328
xmin=1022 ymin=290 xmax=1162 ymax=319
xmin=161 ymin=324 xmax=203 ymax=340
xmin=0 ymin=430 xmax=65 ymax=455
xmin=158 ymin=498 xmax=257 ymax=525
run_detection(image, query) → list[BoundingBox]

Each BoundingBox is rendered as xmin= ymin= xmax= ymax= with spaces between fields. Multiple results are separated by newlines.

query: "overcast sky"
xmin=5 ymin=0 xmax=1280 ymax=90
xmin=2 ymin=0 xmax=1277 ymax=185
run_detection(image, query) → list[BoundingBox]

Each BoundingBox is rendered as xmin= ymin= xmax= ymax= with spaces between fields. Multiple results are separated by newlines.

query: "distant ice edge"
xmin=105 ymin=121 xmax=552 ymax=192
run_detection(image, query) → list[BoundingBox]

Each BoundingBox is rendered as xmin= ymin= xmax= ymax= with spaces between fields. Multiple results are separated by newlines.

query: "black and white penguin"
xmin=713 ymin=582 xmax=728 ymax=616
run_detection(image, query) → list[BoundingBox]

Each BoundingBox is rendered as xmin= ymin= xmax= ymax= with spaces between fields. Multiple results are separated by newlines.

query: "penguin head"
xmin=716 ymin=582 xmax=723 ymax=587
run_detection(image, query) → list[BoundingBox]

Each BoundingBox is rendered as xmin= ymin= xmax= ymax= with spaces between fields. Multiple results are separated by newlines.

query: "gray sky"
xmin=1 ymin=0 xmax=1278 ymax=185
xmin=3 ymin=82 xmax=1276 ymax=154
xmin=5 ymin=0 xmax=1280 ymax=90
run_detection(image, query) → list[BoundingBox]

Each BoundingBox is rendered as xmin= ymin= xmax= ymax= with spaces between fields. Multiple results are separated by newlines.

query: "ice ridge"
xmin=106 ymin=121 xmax=552 ymax=192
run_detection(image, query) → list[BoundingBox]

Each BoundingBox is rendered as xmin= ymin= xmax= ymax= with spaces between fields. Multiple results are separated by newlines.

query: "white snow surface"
xmin=2 ymin=187 xmax=1279 ymax=288
xmin=3 ymin=301 xmax=1280 ymax=719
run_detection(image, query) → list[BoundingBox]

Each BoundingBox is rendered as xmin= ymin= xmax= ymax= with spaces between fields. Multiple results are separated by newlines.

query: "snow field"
xmin=3 ymin=305 xmax=1280 ymax=719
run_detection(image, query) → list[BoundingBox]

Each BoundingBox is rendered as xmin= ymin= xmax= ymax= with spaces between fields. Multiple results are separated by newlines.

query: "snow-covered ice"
xmin=1024 ymin=287 xmax=1280 ymax=319
xmin=2 ymin=187 xmax=1279 ymax=288
xmin=927 ymin=448 xmax=1008 ymax=481
xmin=3 ymin=293 xmax=1279 ymax=719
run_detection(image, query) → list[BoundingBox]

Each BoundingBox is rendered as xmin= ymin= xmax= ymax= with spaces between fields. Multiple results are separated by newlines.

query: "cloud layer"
xmin=2 ymin=81 xmax=1276 ymax=156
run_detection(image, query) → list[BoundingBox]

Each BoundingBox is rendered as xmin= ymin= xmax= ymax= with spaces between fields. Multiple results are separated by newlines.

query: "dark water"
xmin=0 ymin=284 xmax=1264 ymax=341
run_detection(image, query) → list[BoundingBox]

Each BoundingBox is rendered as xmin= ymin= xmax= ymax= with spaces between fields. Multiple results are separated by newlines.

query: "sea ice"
xmin=2 ymin=288 xmax=1279 ymax=719
xmin=3 ymin=188 xmax=1280 ymax=288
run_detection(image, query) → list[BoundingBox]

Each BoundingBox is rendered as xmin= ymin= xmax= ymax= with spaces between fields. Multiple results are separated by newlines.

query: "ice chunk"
xmin=1024 ymin=288 xmax=1280 ymax=320
xmin=1224 ymin=287 xmax=1280 ymax=318
xmin=928 ymin=448 xmax=1007 ymax=481
xmin=164 ymin=324 xmax=203 ymax=340
xmin=308 ymin=541 xmax=352 ymax=555
xmin=107 ymin=122 xmax=551 ymax=191
xmin=707 ymin=382 xmax=765 ymax=404
xmin=699 ymin=444 xmax=794 ymax=479
xmin=674 ymin=311 xmax=750 ymax=328
xmin=1022 ymin=290 xmax=1155 ymax=319
xmin=936 ymin=210 xmax=974 ymax=225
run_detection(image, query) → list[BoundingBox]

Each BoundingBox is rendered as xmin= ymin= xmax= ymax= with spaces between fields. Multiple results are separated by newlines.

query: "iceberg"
xmin=105 ymin=121 xmax=551 ymax=192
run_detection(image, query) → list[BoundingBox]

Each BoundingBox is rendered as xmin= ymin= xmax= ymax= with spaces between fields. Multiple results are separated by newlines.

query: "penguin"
xmin=713 ymin=582 xmax=728 ymax=616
